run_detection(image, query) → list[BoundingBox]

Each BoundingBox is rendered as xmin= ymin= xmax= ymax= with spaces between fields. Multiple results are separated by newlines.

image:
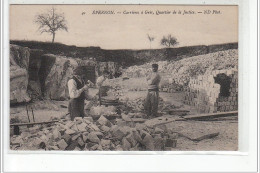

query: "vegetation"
xmin=160 ymin=34 xmax=178 ymax=48
xmin=34 ymin=8 xmax=68 ymax=43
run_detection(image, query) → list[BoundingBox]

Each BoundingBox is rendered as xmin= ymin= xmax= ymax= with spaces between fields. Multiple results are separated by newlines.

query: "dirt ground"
xmin=10 ymin=76 xmax=238 ymax=151
xmin=10 ymin=89 xmax=238 ymax=151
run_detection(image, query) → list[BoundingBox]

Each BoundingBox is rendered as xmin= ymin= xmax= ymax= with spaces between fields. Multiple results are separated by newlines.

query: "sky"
xmin=10 ymin=5 xmax=238 ymax=50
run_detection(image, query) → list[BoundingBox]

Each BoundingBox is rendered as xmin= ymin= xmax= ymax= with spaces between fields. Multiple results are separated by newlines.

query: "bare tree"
xmin=160 ymin=34 xmax=178 ymax=48
xmin=35 ymin=8 xmax=68 ymax=43
xmin=147 ymin=34 xmax=155 ymax=49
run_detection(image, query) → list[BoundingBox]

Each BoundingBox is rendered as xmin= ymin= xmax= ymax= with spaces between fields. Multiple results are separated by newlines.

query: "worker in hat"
xmin=144 ymin=63 xmax=161 ymax=117
xmin=67 ymin=66 xmax=93 ymax=120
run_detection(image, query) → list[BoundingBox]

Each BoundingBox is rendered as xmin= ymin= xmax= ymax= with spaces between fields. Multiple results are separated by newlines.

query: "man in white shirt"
xmin=144 ymin=64 xmax=161 ymax=117
xmin=67 ymin=66 xmax=90 ymax=120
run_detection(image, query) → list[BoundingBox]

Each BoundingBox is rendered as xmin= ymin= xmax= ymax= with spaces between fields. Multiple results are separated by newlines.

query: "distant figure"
xmin=96 ymin=70 xmax=110 ymax=105
xmin=144 ymin=64 xmax=161 ymax=117
xmin=67 ymin=66 xmax=92 ymax=120
xmin=96 ymin=70 xmax=110 ymax=88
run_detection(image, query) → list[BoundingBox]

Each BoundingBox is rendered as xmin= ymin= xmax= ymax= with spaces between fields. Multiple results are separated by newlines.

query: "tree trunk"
xmin=52 ymin=32 xmax=55 ymax=43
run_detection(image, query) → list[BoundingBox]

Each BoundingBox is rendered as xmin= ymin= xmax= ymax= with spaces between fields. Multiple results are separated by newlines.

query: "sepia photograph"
xmin=9 ymin=4 xmax=238 ymax=151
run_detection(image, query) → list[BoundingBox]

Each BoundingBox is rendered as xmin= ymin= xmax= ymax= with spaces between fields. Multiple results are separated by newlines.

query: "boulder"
xmin=10 ymin=44 xmax=31 ymax=103
xmin=44 ymin=54 xmax=77 ymax=100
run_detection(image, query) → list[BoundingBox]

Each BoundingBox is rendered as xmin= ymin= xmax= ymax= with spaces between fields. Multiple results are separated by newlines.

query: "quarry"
xmin=9 ymin=41 xmax=238 ymax=151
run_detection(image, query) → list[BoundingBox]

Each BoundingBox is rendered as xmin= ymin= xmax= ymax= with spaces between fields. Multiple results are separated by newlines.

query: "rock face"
xmin=10 ymin=44 xmax=98 ymax=102
xmin=43 ymin=54 xmax=78 ymax=100
xmin=27 ymin=49 xmax=45 ymax=99
xmin=10 ymin=44 xmax=31 ymax=104
xmin=43 ymin=54 xmax=96 ymax=100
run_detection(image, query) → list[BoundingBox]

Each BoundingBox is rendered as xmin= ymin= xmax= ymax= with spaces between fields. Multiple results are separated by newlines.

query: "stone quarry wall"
xmin=10 ymin=42 xmax=238 ymax=103
xmin=183 ymin=69 xmax=238 ymax=113
xmin=10 ymin=44 xmax=31 ymax=104
xmin=10 ymin=40 xmax=237 ymax=68
xmin=10 ymin=44 xmax=122 ymax=102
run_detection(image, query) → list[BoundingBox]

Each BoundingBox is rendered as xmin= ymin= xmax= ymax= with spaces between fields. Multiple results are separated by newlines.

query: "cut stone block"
xmin=126 ymin=133 xmax=137 ymax=147
xmin=96 ymin=115 xmax=111 ymax=127
xmin=101 ymin=139 xmax=111 ymax=146
xmin=77 ymin=123 xmax=88 ymax=132
xmin=71 ymin=134 xmax=81 ymax=141
xmin=83 ymin=117 xmax=94 ymax=123
xmin=65 ymin=129 xmax=76 ymax=135
xmin=87 ymin=132 xmax=100 ymax=143
xmin=65 ymin=140 xmax=78 ymax=150
xmin=77 ymin=137 xmax=85 ymax=147
xmin=53 ymin=128 xmax=61 ymax=141
xmin=57 ymin=139 xmax=68 ymax=150
xmin=100 ymin=125 xmax=110 ymax=132
xmin=122 ymin=138 xmax=131 ymax=151
xmin=62 ymin=134 xmax=72 ymax=144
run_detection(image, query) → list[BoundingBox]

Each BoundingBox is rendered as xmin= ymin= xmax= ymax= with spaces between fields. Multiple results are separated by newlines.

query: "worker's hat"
xmin=152 ymin=64 xmax=159 ymax=68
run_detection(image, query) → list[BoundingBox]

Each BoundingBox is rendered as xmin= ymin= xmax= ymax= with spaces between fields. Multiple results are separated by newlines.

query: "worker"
xmin=96 ymin=70 xmax=110 ymax=105
xmin=67 ymin=66 xmax=93 ymax=120
xmin=144 ymin=63 xmax=161 ymax=117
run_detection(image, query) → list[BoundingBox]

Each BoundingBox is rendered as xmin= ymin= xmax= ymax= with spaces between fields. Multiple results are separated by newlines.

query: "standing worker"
xmin=96 ymin=70 xmax=110 ymax=105
xmin=67 ymin=66 xmax=92 ymax=120
xmin=144 ymin=64 xmax=161 ymax=117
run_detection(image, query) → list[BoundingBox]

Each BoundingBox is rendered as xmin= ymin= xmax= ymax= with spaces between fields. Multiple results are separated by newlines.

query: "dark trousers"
xmin=144 ymin=90 xmax=159 ymax=117
xmin=68 ymin=98 xmax=85 ymax=120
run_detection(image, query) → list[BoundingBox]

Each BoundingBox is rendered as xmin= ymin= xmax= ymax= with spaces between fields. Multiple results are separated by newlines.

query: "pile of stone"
xmin=183 ymin=68 xmax=238 ymax=113
xmin=10 ymin=113 xmax=178 ymax=151
xmin=160 ymin=82 xmax=184 ymax=93
xmin=123 ymin=49 xmax=238 ymax=88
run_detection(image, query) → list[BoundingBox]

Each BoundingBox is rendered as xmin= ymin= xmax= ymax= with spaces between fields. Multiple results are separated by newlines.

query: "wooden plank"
xmin=10 ymin=120 xmax=59 ymax=126
xmin=144 ymin=111 xmax=238 ymax=127
xmin=178 ymin=132 xmax=219 ymax=142
xmin=144 ymin=116 xmax=184 ymax=128
xmin=183 ymin=111 xmax=238 ymax=120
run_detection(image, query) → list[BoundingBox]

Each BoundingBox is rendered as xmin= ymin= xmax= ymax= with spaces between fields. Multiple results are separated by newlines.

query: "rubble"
xmin=10 ymin=111 xmax=180 ymax=151
xmin=57 ymin=139 xmax=68 ymax=150
xmin=123 ymin=49 xmax=238 ymax=89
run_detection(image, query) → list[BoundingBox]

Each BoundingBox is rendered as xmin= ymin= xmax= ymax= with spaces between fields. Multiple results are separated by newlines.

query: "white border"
xmin=2 ymin=0 xmax=258 ymax=172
